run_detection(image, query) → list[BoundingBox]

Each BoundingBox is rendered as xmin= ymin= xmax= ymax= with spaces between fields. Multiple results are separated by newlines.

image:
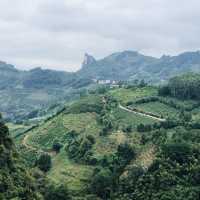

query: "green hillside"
xmin=10 ymin=79 xmax=200 ymax=199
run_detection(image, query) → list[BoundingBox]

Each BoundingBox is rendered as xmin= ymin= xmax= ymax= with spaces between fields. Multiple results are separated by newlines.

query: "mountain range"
xmin=1 ymin=50 xmax=200 ymax=120
xmin=79 ymin=50 xmax=200 ymax=83
xmin=2 ymin=50 xmax=200 ymax=89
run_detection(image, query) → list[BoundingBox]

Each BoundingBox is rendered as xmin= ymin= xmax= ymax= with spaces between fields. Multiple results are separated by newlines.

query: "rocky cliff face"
xmin=82 ymin=53 xmax=96 ymax=66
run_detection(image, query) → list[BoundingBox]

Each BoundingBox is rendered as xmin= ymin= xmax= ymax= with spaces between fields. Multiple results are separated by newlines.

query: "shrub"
xmin=162 ymin=142 xmax=192 ymax=164
xmin=158 ymin=85 xmax=171 ymax=96
xmin=44 ymin=184 xmax=71 ymax=200
xmin=52 ymin=139 xmax=63 ymax=152
xmin=137 ymin=124 xmax=152 ymax=132
xmin=122 ymin=125 xmax=132 ymax=133
xmin=65 ymin=134 xmax=96 ymax=164
xmin=117 ymin=143 xmax=136 ymax=164
xmin=36 ymin=154 xmax=52 ymax=172
xmin=90 ymin=168 xmax=113 ymax=199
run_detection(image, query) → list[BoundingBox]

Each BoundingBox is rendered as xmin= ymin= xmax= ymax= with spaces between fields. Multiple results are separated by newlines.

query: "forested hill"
xmin=1 ymin=50 xmax=200 ymax=89
xmin=0 ymin=114 xmax=41 ymax=199
xmin=0 ymin=63 xmax=78 ymax=90
xmin=0 ymin=63 xmax=91 ymax=121
xmin=10 ymin=73 xmax=200 ymax=199
xmin=78 ymin=50 xmax=200 ymax=83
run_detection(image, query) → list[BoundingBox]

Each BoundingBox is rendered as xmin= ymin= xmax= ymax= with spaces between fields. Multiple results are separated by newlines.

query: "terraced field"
xmin=7 ymin=123 xmax=30 ymax=137
xmin=109 ymin=86 xmax=157 ymax=104
xmin=133 ymin=101 xmax=180 ymax=119
xmin=24 ymin=112 xmax=101 ymax=150
xmin=113 ymin=107 xmax=157 ymax=129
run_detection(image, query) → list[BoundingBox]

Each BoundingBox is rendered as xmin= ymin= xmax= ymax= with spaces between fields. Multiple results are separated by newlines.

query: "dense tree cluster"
xmin=0 ymin=114 xmax=41 ymax=199
xmin=52 ymin=138 xmax=63 ymax=153
xmin=44 ymin=183 xmax=71 ymax=200
xmin=89 ymin=143 xmax=136 ymax=199
xmin=159 ymin=73 xmax=200 ymax=100
xmin=99 ymin=95 xmax=118 ymax=135
xmin=36 ymin=154 xmax=52 ymax=172
xmin=65 ymin=132 xmax=97 ymax=164
xmin=117 ymin=128 xmax=200 ymax=200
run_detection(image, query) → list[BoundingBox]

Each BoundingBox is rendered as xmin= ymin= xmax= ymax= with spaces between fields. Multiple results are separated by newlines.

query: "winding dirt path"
xmin=22 ymin=134 xmax=55 ymax=156
xmin=119 ymin=104 xmax=166 ymax=122
xmin=22 ymin=134 xmax=38 ymax=151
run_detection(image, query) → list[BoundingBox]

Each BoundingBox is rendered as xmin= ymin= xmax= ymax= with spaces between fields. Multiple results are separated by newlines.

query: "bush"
xmin=180 ymin=111 xmax=192 ymax=122
xmin=122 ymin=125 xmax=132 ymax=133
xmin=65 ymin=135 xmax=96 ymax=164
xmin=162 ymin=142 xmax=192 ymax=164
xmin=36 ymin=154 xmax=52 ymax=172
xmin=90 ymin=168 xmax=113 ymax=199
xmin=44 ymin=184 xmax=71 ymax=200
xmin=158 ymin=85 xmax=171 ymax=96
xmin=137 ymin=124 xmax=152 ymax=132
xmin=117 ymin=143 xmax=136 ymax=164
xmin=160 ymin=119 xmax=179 ymax=129
xmin=52 ymin=139 xmax=63 ymax=153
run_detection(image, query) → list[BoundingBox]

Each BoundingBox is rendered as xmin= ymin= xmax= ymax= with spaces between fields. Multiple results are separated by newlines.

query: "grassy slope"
xmin=26 ymin=112 xmax=101 ymax=150
xmin=134 ymin=101 xmax=180 ymax=119
xmin=48 ymin=149 xmax=94 ymax=193
xmin=15 ymin=86 xmax=200 ymax=196
xmin=113 ymin=107 xmax=156 ymax=129
xmin=109 ymin=86 xmax=157 ymax=105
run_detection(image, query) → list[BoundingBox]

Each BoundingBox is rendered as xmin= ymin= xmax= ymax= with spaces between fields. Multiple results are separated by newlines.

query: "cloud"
xmin=0 ymin=0 xmax=200 ymax=71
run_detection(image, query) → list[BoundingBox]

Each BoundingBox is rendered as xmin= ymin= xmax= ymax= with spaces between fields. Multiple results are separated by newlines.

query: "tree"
xmin=0 ymin=114 xmax=41 ymax=199
xmin=44 ymin=184 xmax=71 ymax=200
xmin=180 ymin=111 xmax=192 ymax=122
xmin=137 ymin=123 xmax=145 ymax=132
xmin=90 ymin=168 xmax=113 ymax=199
xmin=165 ymin=73 xmax=200 ymax=100
xmin=162 ymin=142 xmax=192 ymax=164
xmin=139 ymin=79 xmax=147 ymax=87
xmin=52 ymin=139 xmax=63 ymax=153
xmin=122 ymin=125 xmax=132 ymax=133
xmin=117 ymin=143 xmax=136 ymax=165
xmin=137 ymin=124 xmax=152 ymax=132
xmin=37 ymin=154 xmax=52 ymax=172
xmin=158 ymin=85 xmax=171 ymax=96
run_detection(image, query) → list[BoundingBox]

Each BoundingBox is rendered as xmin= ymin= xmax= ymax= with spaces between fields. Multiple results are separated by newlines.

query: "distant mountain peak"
xmin=0 ymin=61 xmax=17 ymax=72
xmin=30 ymin=67 xmax=43 ymax=72
xmin=82 ymin=53 xmax=96 ymax=66
xmin=121 ymin=50 xmax=139 ymax=55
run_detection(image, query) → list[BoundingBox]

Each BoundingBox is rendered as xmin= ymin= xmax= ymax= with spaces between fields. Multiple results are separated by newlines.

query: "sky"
xmin=0 ymin=0 xmax=200 ymax=71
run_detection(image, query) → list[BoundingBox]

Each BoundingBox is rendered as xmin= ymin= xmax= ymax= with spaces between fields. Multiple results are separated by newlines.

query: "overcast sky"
xmin=0 ymin=0 xmax=200 ymax=71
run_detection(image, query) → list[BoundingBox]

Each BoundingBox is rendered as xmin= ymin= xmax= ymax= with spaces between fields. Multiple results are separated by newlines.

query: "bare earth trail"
xmin=119 ymin=104 xmax=166 ymax=122
xmin=22 ymin=134 xmax=38 ymax=151
xmin=22 ymin=134 xmax=55 ymax=156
